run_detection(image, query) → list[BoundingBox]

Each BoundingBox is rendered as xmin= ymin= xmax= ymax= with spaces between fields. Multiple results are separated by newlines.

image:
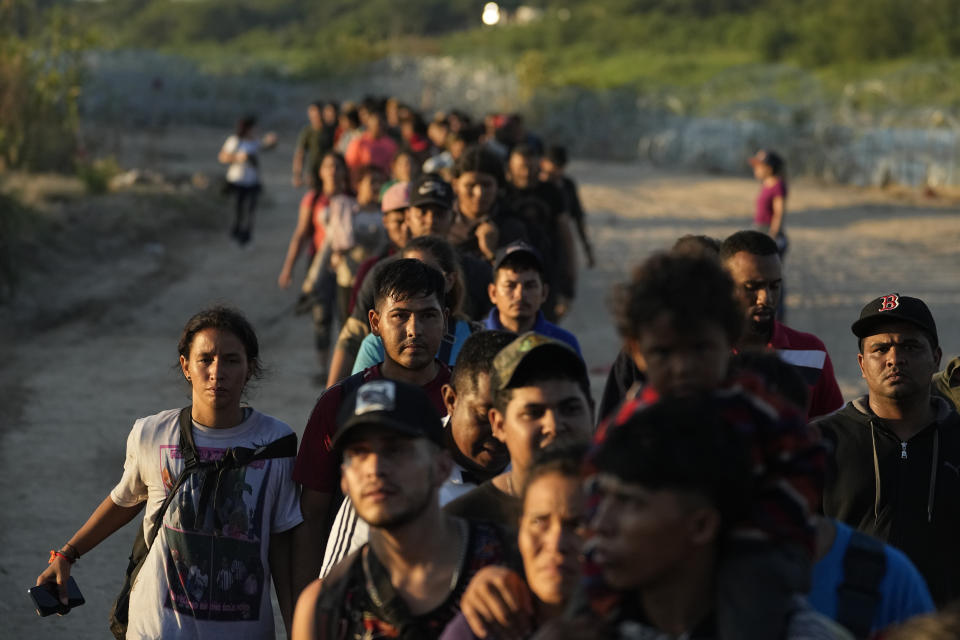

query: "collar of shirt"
xmin=484 ymin=308 xmax=546 ymax=332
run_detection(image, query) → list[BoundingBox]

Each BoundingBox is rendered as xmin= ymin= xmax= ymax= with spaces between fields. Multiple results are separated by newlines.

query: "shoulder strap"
xmin=178 ymin=406 xmax=200 ymax=470
xmin=836 ymin=529 xmax=887 ymax=639
xmin=143 ymin=407 xmax=201 ymax=550
xmin=219 ymin=433 xmax=298 ymax=468
xmin=437 ymin=330 xmax=457 ymax=365
xmin=315 ymin=548 xmax=365 ymax=640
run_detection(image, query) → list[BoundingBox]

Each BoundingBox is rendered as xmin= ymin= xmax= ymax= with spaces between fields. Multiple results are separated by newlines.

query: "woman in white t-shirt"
xmin=37 ymin=306 xmax=303 ymax=640
xmin=218 ymin=115 xmax=277 ymax=246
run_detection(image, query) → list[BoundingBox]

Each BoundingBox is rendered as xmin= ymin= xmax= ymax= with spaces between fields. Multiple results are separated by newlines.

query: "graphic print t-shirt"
xmin=110 ymin=408 xmax=303 ymax=640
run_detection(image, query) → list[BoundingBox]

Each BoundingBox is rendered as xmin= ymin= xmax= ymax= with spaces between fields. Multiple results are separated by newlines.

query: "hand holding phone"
xmin=28 ymin=577 xmax=85 ymax=617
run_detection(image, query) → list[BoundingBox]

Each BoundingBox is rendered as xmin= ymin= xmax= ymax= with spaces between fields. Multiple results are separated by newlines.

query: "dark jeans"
xmin=228 ymin=183 xmax=261 ymax=244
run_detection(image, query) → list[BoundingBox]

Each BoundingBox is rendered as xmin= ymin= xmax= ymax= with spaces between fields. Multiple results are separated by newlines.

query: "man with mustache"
xmin=720 ymin=230 xmax=843 ymax=420
xmin=292 ymin=259 xmax=451 ymax=597
xmin=291 ymin=380 xmax=508 ymax=640
xmin=484 ymin=241 xmax=582 ymax=356
xmin=817 ymin=294 xmax=960 ymax=606
xmin=318 ymin=330 xmax=515 ymax=577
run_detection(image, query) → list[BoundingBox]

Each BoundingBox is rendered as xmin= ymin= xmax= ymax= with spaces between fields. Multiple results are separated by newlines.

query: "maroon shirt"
xmin=755 ymin=178 xmax=787 ymax=227
xmin=293 ymin=362 xmax=451 ymax=492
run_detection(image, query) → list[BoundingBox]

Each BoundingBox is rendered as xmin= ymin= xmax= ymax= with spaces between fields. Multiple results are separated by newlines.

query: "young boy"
xmin=484 ymin=241 xmax=581 ymax=355
xmin=445 ymin=332 xmax=593 ymax=532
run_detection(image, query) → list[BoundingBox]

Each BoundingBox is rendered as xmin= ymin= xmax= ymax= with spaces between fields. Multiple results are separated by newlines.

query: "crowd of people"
xmin=36 ymin=95 xmax=960 ymax=640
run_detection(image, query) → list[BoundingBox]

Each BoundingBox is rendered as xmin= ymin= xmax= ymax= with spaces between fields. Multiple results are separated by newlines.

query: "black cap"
xmin=851 ymin=293 xmax=938 ymax=349
xmin=491 ymin=332 xmax=586 ymax=392
xmin=332 ymin=379 xmax=443 ymax=450
xmin=409 ymin=173 xmax=454 ymax=209
xmin=492 ymin=240 xmax=543 ymax=273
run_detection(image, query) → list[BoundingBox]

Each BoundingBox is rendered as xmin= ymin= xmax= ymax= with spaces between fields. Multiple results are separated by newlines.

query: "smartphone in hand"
xmin=28 ymin=576 xmax=85 ymax=617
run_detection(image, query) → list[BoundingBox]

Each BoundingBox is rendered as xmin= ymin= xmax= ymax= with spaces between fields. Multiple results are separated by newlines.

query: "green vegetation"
xmin=0 ymin=192 xmax=33 ymax=302
xmin=1 ymin=0 xmax=93 ymax=171
xmin=75 ymin=156 xmax=121 ymax=195
xmin=20 ymin=0 xmax=960 ymax=118
xmin=55 ymin=0 xmax=960 ymax=116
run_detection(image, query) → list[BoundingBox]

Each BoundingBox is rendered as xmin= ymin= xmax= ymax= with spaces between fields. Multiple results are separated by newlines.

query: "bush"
xmin=0 ymin=2 xmax=91 ymax=171
xmin=75 ymin=156 xmax=121 ymax=195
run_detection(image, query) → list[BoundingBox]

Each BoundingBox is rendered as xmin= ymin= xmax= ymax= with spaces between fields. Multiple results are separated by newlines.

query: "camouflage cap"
xmin=491 ymin=332 xmax=586 ymax=392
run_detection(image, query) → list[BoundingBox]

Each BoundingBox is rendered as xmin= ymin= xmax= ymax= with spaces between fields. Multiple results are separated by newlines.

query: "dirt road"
xmin=2 ymin=126 xmax=958 ymax=639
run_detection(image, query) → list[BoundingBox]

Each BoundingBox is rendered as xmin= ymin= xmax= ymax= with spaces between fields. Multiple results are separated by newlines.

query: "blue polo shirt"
xmin=484 ymin=309 xmax=582 ymax=356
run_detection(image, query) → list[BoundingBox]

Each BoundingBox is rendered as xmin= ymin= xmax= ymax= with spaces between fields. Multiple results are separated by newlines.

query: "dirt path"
xmin=2 ymin=127 xmax=959 ymax=638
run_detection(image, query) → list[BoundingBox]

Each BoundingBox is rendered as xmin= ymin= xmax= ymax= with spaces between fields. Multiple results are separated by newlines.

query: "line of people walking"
xmin=35 ymin=95 xmax=960 ymax=640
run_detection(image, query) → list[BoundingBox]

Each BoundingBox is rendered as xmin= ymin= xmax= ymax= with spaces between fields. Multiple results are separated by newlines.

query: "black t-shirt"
xmin=559 ymin=175 xmax=585 ymax=225
xmin=598 ymin=348 xmax=645 ymax=424
xmin=444 ymin=479 xmax=522 ymax=535
xmin=449 ymin=200 xmax=530 ymax=263
xmin=458 ymin=252 xmax=493 ymax=321
xmin=504 ymin=181 xmax=566 ymax=261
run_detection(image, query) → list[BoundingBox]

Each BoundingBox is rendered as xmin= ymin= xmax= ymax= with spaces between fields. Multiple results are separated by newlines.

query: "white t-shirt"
xmin=110 ymin=408 xmax=302 ymax=640
xmin=221 ymin=135 xmax=262 ymax=186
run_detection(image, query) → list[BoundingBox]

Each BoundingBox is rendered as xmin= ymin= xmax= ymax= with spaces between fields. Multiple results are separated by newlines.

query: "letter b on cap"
xmin=879 ymin=294 xmax=900 ymax=312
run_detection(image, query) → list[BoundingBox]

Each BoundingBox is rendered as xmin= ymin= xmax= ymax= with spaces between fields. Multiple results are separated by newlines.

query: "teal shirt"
xmin=352 ymin=319 xmax=473 ymax=374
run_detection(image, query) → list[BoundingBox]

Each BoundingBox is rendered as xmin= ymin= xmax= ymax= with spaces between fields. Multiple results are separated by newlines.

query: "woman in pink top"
xmin=749 ymin=149 xmax=788 ymax=318
xmin=749 ymin=149 xmax=788 ymax=251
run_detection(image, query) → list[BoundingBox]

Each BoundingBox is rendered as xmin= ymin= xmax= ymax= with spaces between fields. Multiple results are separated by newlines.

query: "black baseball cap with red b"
xmin=851 ymin=293 xmax=939 ymax=350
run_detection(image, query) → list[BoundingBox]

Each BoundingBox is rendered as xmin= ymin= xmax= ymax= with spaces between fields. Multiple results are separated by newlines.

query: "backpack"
xmin=835 ymin=529 xmax=887 ymax=639
xmin=108 ymin=407 xmax=297 ymax=639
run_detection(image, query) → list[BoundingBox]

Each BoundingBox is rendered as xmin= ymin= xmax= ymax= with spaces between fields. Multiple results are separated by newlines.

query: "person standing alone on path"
xmin=749 ymin=149 xmax=789 ymax=317
xmin=218 ymin=115 xmax=277 ymax=246
xmin=749 ymin=149 xmax=788 ymax=247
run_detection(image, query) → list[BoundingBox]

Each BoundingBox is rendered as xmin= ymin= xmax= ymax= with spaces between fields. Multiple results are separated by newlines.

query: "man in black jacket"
xmin=815 ymin=293 xmax=960 ymax=605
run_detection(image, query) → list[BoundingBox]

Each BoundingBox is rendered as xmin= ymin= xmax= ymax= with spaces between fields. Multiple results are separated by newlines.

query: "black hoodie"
xmin=815 ymin=395 xmax=960 ymax=605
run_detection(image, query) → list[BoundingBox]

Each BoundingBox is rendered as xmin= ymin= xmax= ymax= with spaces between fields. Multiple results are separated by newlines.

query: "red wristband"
xmin=48 ymin=550 xmax=74 ymax=565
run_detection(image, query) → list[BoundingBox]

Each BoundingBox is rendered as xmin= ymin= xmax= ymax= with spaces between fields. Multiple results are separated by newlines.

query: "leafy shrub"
xmin=75 ymin=156 xmax=121 ymax=195
xmin=0 ymin=2 xmax=92 ymax=171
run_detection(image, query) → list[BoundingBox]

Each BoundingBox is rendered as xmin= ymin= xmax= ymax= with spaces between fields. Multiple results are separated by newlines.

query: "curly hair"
xmin=610 ymin=252 xmax=741 ymax=344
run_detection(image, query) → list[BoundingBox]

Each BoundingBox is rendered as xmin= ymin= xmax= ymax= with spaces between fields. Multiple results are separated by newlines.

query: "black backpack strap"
xmin=195 ymin=427 xmax=299 ymax=530
xmin=437 ymin=329 xmax=457 ymax=365
xmin=143 ymin=407 xmax=202 ymax=548
xmin=836 ymin=529 xmax=887 ymax=639
xmin=315 ymin=548 xmax=364 ymax=640
xmin=178 ymin=406 xmax=200 ymax=471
